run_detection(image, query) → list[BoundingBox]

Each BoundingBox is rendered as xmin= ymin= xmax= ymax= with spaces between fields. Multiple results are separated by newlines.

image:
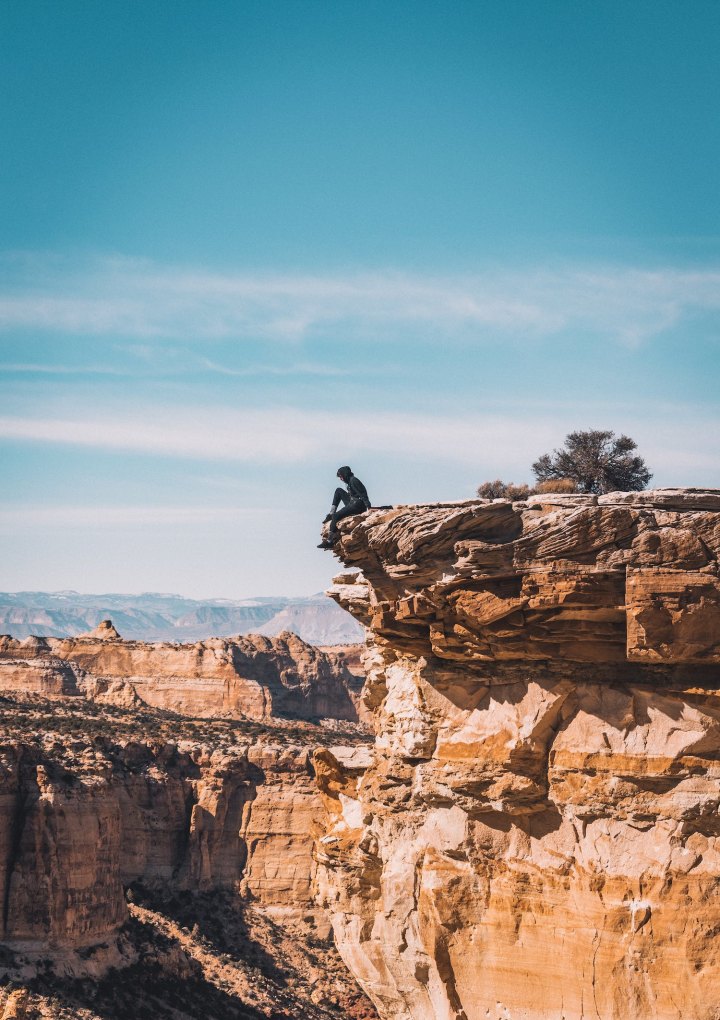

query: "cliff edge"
xmin=314 ymin=488 xmax=720 ymax=1020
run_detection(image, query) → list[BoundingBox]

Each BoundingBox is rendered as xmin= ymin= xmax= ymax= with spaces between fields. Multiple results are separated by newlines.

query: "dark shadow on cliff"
xmin=25 ymin=913 xmax=270 ymax=1020
xmin=423 ymin=658 xmax=720 ymax=719
xmin=474 ymin=806 xmax=563 ymax=838
xmin=18 ymin=885 xmax=377 ymax=1020
xmin=129 ymin=884 xmax=285 ymax=984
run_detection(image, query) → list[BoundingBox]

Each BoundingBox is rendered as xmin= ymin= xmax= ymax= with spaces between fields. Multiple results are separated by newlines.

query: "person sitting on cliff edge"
xmin=317 ymin=465 xmax=371 ymax=550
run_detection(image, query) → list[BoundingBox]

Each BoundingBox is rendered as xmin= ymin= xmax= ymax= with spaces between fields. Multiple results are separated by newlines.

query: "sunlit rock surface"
xmin=0 ymin=628 xmax=364 ymax=722
xmin=0 ymin=733 xmax=315 ymax=967
xmin=315 ymin=488 xmax=720 ymax=1020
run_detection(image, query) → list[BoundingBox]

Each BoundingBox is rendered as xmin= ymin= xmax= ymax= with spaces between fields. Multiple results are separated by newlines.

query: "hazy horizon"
xmin=0 ymin=587 xmax=333 ymax=601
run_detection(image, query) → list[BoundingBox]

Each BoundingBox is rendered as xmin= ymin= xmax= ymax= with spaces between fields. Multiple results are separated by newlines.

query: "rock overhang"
xmin=327 ymin=488 xmax=720 ymax=670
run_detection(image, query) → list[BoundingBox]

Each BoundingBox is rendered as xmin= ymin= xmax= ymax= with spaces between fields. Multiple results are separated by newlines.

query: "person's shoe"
xmin=317 ymin=539 xmax=334 ymax=550
xmin=323 ymin=513 xmax=334 ymax=524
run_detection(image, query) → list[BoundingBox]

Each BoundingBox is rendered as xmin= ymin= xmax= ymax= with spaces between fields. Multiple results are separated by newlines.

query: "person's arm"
xmin=350 ymin=476 xmax=371 ymax=509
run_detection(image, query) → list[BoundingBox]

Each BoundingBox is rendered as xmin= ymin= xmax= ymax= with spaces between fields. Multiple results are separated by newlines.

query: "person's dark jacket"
xmin=345 ymin=474 xmax=371 ymax=510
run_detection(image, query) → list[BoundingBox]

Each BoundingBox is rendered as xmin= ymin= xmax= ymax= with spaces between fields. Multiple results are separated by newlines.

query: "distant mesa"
xmin=81 ymin=618 xmax=122 ymax=640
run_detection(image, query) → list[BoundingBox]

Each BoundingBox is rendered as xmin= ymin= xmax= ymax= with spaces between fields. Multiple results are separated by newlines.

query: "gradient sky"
xmin=1 ymin=0 xmax=719 ymax=598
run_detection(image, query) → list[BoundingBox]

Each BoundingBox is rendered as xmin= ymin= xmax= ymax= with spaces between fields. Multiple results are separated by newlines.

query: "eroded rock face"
xmin=0 ymin=629 xmax=363 ymax=722
xmin=0 ymin=716 xmax=367 ymax=976
xmin=315 ymin=488 xmax=720 ymax=1020
xmin=0 ymin=625 xmax=372 ymax=980
xmin=0 ymin=752 xmax=127 ymax=957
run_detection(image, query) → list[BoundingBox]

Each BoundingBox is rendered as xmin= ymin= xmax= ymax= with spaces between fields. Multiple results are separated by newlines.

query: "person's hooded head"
xmin=336 ymin=466 xmax=352 ymax=484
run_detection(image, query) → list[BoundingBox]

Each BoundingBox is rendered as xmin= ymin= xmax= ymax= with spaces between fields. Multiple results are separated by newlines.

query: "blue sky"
xmin=1 ymin=0 xmax=719 ymax=598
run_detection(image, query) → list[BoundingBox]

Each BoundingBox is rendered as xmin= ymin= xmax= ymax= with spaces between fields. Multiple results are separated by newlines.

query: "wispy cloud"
xmin=0 ymin=505 xmax=273 ymax=529
xmin=1 ymin=252 xmax=719 ymax=345
xmin=0 ymin=405 xmax=717 ymax=483
xmin=0 ymin=363 xmax=129 ymax=375
xmin=199 ymin=357 xmax=349 ymax=377
xmin=0 ymin=410 xmax=323 ymax=461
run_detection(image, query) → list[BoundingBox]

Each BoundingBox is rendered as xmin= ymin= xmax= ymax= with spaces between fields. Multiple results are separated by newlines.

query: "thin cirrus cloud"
xmin=0 ymin=410 xmax=323 ymax=462
xmin=0 ymin=505 xmax=272 ymax=530
xmin=0 ymin=358 xmax=348 ymax=379
xmin=199 ymin=358 xmax=349 ymax=378
xmin=0 ymin=406 xmax=716 ymax=480
xmin=1 ymin=253 xmax=719 ymax=344
xmin=0 ymin=363 xmax=130 ymax=375
xmin=0 ymin=407 xmax=558 ymax=466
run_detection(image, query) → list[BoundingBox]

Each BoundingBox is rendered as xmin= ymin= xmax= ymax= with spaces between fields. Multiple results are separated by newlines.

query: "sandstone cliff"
xmin=0 ymin=718 xmax=333 ymax=956
xmin=0 ymin=692 xmax=376 ymax=1018
xmin=315 ymin=488 xmax=720 ymax=1020
xmin=0 ymin=627 xmax=364 ymax=722
xmin=0 ymin=624 xmax=374 ymax=1015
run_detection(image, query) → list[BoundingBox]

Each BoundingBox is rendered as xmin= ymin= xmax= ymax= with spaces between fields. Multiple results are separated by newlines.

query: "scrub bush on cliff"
xmin=532 ymin=429 xmax=652 ymax=495
xmin=477 ymin=479 xmax=535 ymax=500
xmin=476 ymin=478 xmax=576 ymax=500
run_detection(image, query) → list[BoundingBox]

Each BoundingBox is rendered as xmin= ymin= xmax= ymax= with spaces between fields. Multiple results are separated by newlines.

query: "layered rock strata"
xmin=0 ymin=624 xmax=364 ymax=722
xmin=315 ymin=488 xmax=720 ymax=1020
xmin=0 ymin=694 xmax=371 ymax=983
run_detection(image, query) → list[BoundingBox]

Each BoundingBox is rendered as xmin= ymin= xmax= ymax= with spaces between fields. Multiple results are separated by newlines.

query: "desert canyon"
xmin=2 ymin=487 xmax=720 ymax=1020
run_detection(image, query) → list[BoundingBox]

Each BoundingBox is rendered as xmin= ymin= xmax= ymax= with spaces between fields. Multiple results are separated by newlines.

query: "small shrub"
xmin=532 ymin=429 xmax=652 ymax=494
xmin=478 ymin=477 xmax=579 ymax=500
xmin=477 ymin=479 xmax=533 ymax=501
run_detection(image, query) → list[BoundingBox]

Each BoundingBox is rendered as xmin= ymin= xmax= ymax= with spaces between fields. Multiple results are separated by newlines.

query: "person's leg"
xmin=323 ymin=488 xmax=350 ymax=523
xmin=329 ymin=491 xmax=355 ymax=529
xmin=319 ymin=500 xmax=366 ymax=548
xmin=333 ymin=501 xmax=362 ymax=524
xmin=328 ymin=499 xmax=366 ymax=538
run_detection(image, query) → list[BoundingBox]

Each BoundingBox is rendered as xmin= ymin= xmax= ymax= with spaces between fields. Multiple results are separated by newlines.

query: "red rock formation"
xmin=315 ymin=488 xmax=720 ymax=1020
xmin=0 ymin=745 xmax=128 ymax=972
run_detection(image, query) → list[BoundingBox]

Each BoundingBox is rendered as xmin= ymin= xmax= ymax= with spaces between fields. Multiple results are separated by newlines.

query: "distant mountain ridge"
xmin=0 ymin=590 xmax=364 ymax=645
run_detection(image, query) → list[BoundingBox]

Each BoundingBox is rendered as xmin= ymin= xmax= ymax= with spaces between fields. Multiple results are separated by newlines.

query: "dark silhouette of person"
xmin=317 ymin=466 xmax=371 ymax=548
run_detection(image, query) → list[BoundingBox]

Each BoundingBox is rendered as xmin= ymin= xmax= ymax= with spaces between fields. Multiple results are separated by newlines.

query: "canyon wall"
xmin=314 ymin=489 xmax=720 ymax=1020
xmin=0 ymin=624 xmax=364 ymax=722
xmin=0 ymin=683 xmax=377 ymax=1016
xmin=0 ymin=627 xmax=370 ymax=983
xmin=0 ymin=711 xmax=370 ymax=976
